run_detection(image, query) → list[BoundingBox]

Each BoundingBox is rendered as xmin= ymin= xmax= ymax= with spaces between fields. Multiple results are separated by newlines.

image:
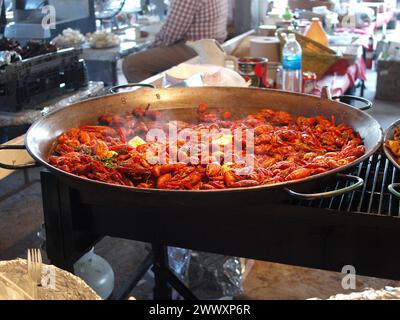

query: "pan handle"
xmin=285 ymin=173 xmax=364 ymax=200
xmin=388 ymin=183 xmax=400 ymax=199
xmin=109 ymin=83 xmax=155 ymax=94
xmin=331 ymin=95 xmax=372 ymax=111
xmin=0 ymin=145 xmax=39 ymax=170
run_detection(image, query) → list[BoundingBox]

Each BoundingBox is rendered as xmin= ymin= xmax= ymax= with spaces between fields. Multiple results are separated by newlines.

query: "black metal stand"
xmin=40 ymin=158 xmax=400 ymax=300
xmin=152 ymin=244 xmax=173 ymax=300
xmin=41 ymin=170 xmax=197 ymax=299
xmin=152 ymin=244 xmax=198 ymax=300
xmin=41 ymin=171 xmax=98 ymax=272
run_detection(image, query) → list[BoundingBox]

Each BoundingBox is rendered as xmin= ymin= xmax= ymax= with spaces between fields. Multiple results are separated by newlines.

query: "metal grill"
xmin=292 ymin=151 xmax=400 ymax=216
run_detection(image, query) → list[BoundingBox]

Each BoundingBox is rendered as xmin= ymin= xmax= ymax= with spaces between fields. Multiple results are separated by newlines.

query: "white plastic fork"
xmin=27 ymin=249 xmax=42 ymax=299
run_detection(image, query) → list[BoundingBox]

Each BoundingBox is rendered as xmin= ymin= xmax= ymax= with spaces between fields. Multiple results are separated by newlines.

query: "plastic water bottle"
xmin=282 ymin=33 xmax=302 ymax=93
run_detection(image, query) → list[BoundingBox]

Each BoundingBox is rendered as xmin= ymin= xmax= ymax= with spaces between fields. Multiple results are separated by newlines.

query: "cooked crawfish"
xmin=49 ymin=104 xmax=365 ymax=189
xmin=385 ymin=127 xmax=400 ymax=161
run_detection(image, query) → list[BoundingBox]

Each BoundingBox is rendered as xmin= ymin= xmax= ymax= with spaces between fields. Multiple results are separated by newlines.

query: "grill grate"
xmin=291 ymin=152 xmax=400 ymax=216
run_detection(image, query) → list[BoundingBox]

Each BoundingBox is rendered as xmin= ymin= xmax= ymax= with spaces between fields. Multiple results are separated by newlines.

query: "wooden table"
xmin=0 ymin=136 xmax=33 ymax=181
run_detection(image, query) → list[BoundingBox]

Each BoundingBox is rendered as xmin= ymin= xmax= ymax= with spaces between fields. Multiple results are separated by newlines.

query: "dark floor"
xmin=1 ymin=55 xmax=399 ymax=299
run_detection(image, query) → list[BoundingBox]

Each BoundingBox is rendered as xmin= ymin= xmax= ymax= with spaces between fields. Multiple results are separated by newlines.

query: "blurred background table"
xmin=83 ymin=23 xmax=162 ymax=86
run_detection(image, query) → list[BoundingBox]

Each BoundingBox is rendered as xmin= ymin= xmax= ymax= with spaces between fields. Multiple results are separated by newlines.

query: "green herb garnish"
xmin=74 ymin=145 xmax=92 ymax=155
xmin=93 ymin=155 xmax=118 ymax=170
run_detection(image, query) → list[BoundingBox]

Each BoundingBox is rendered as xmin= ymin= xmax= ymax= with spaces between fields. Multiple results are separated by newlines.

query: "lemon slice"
xmin=214 ymin=134 xmax=233 ymax=146
xmin=128 ymin=136 xmax=146 ymax=148
xmin=106 ymin=151 xmax=118 ymax=158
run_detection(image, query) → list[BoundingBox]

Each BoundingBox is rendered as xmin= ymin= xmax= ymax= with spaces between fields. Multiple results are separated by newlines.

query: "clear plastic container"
xmin=74 ymin=248 xmax=114 ymax=300
xmin=282 ymin=34 xmax=302 ymax=93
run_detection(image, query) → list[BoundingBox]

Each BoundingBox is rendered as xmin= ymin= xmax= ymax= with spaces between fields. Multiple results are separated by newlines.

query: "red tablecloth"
xmin=314 ymin=56 xmax=367 ymax=96
xmin=311 ymin=9 xmax=395 ymax=97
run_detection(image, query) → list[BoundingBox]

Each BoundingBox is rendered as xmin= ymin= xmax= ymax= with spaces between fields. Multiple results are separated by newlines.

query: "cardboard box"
xmin=376 ymin=59 xmax=400 ymax=101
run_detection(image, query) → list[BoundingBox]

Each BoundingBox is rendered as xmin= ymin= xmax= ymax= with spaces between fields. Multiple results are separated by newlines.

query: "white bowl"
xmin=165 ymin=63 xmax=248 ymax=87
